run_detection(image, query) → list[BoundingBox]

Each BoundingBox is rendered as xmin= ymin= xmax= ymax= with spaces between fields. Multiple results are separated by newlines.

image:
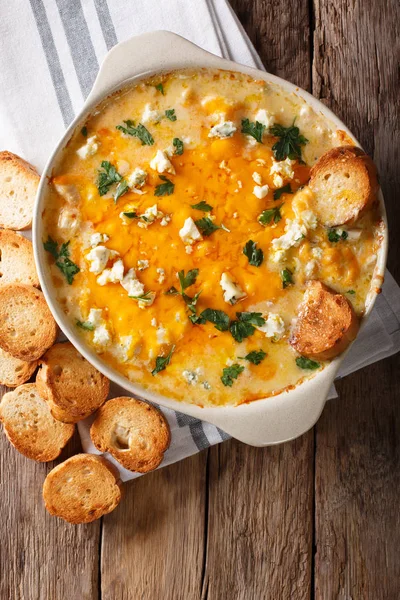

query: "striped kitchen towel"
xmin=0 ymin=0 xmax=399 ymax=481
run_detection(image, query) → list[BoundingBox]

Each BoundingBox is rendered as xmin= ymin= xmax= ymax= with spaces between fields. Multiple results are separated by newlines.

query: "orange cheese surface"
xmin=43 ymin=69 xmax=381 ymax=406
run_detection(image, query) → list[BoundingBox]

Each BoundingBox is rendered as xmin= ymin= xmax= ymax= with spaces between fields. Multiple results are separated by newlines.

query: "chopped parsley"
xmin=269 ymin=122 xmax=308 ymax=161
xmin=347 ymin=289 xmax=356 ymax=295
xmin=328 ymin=228 xmax=348 ymax=243
xmin=116 ymin=120 xmax=154 ymax=146
xmin=241 ymin=118 xmax=265 ymax=143
xmin=296 ymin=356 xmax=320 ymax=370
xmin=76 ymin=320 xmax=95 ymax=331
xmin=178 ymin=269 xmax=199 ymax=292
xmin=199 ymin=308 xmax=230 ymax=332
xmin=154 ymin=175 xmax=174 ymax=196
xmin=152 ymin=345 xmax=175 ymax=375
xmin=240 ymin=350 xmax=267 ymax=365
xmin=129 ymin=291 xmax=154 ymax=304
xmin=229 ymin=312 xmax=265 ymax=343
xmin=243 ymin=240 xmax=264 ymax=267
xmin=273 ymin=183 xmax=292 ymax=200
xmin=221 ymin=363 xmax=245 ymax=387
xmin=43 ymin=237 xmax=80 ymax=284
xmin=166 ymin=269 xmax=203 ymax=323
xmin=191 ymin=200 xmax=213 ymax=212
xmin=113 ymin=180 xmax=129 ymax=203
xmin=195 ymin=217 xmax=229 ymax=237
xmin=123 ymin=211 xmax=138 ymax=219
xmin=258 ymin=204 xmax=283 ymax=225
xmin=173 ymin=137 xmax=184 ymax=155
xmin=281 ymin=268 xmax=294 ymax=289
xmin=165 ymin=109 xmax=177 ymax=121
xmin=81 ymin=126 xmax=88 ymax=137
xmin=155 ymin=83 xmax=164 ymax=95
xmin=97 ymin=161 xmax=123 ymax=196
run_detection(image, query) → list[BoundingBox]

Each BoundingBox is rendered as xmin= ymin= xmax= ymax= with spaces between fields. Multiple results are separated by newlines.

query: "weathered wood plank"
xmin=0 ymin=386 xmax=100 ymax=600
xmin=100 ymin=452 xmax=207 ymax=600
xmin=204 ymin=437 xmax=314 ymax=600
xmin=313 ymin=0 xmax=400 ymax=597
xmin=203 ymin=2 xmax=314 ymax=599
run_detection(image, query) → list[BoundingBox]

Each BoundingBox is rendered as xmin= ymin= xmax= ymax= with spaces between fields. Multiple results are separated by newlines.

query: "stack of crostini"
xmin=0 ymin=151 xmax=171 ymax=524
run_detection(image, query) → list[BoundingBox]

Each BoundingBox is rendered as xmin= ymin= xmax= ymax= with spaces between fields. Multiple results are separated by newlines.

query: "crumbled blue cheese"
xmin=76 ymin=135 xmax=99 ymax=159
xmin=89 ymin=232 xmax=109 ymax=248
xmin=208 ymin=120 xmax=237 ymax=139
xmin=160 ymin=215 xmax=171 ymax=227
xmin=253 ymin=184 xmax=269 ymax=199
xmin=179 ymin=217 xmax=202 ymax=246
xmin=86 ymin=246 xmax=118 ymax=275
xmin=254 ymin=108 xmax=275 ymax=129
xmin=126 ymin=167 xmax=147 ymax=192
xmin=220 ymin=272 xmax=246 ymax=304
xmin=151 ymin=318 xmax=157 ymax=327
xmin=97 ymin=259 xmax=124 ymax=286
xmin=271 ymin=219 xmax=307 ymax=252
xmin=111 ymin=335 xmax=133 ymax=362
xmin=299 ymin=210 xmax=318 ymax=230
xmin=121 ymin=269 xmax=143 ymax=296
xmin=182 ymin=370 xmax=198 ymax=385
xmin=252 ymin=172 xmax=263 ymax=185
xmin=270 ymin=158 xmax=296 ymax=188
xmin=137 ymin=260 xmax=149 ymax=271
xmin=304 ymin=260 xmax=318 ymax=278
xmin=219 ymin=160 xmax=232 ymax=173
xmin=137 ymin=204 xmax=165 ymax=229
xmin=156 ymin=268 xmax=166 ymax=283
xmin=312 ymin=246 xmax=323 ymax=259
xmin=257 ymin=313 xmax=285 ymax=339
xmin=87 ymin=308 xmax=111 ymax=349
xmin=150 ymin=150 xmax=175 ymax=174
xmin=156 ymin=325 xmax=169 ymax=345
xmin=142 ymin=103 xmax=163 ymax=124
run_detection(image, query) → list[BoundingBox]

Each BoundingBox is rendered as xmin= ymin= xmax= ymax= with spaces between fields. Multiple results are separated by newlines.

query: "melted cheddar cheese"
xmin=43 ymin=69 xmax=381 ymax=407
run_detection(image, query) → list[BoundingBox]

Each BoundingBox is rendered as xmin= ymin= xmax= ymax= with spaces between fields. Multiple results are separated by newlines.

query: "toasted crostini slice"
xmin=90 ymin=397 xmax=171 ymax=473
xmin=0 ymin=229 xmax=39 ymax=287
xmin=0 ymin=348 xmax=38 ymax=387
xmin=0 ymin=285 xmax=57 ymax=361
xmin=0 ymin=151 xmax=40 ymax=230
xmin=308 ymin=146 xmax=378 ymax=227
xmin=43 ymin=454 xmax=122 ymax=524
xmin=36 ymin=342 xmax=110 ymax=423
xmin=0 ymin=384 xmax=74 ymax=461
xmin=290 ymin=280 xmax=359 ymax=361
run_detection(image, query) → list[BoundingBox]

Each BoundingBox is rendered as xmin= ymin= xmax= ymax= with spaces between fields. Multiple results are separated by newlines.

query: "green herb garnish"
xmin=269 ymin=122 xmax=308 ymax=161
xmin=173 ymin=137 xmax=184 ymax=155
xmin=195 ymin=217 xmax=226 ymax=237
xmin=328 ymin=229 xmax=348 ymax=243
xmin=116 ymin=120 xmax=154 ymax=145
xmin=347 ymin=289 xmax=356 ymax=295
xmin=152 ymin=345 xmax=175 ymax=375
xmin=43 ymin=237 xmax=80 ymax=285
xmin=76 ymin=320 xmax=95 ymax=331
xmin=229 ymin=312 xmax=265 ymax=343
xmin=154 ymin=175 xmax=174 ymax=196
xmin=240 ymin=350 xmax=267 ymax=365
xmin=273 ymin=183 xmax=292 ymax=200
xmin=123 ymin=211 xmax=138 ymax=219
xmin=97 ymin=160 xmax=123 ymax=196
xmin=258 ymin=204 xmax=283 ymax=225
xmin=81 ymin=126 xmax=88 ymax=137
xmin=165 ymin=109 xmax=177 ymax=122
xmin=241 ymin=118 xmax=265 ymax=143
xmin=155 ymin=83 xmax=164 ymax=95
xmin=281 ymin=268 xmax=294 ymax=289
xmin=113 ymin=180 xmax=129 ymax=203
xmin=191 ymin=200 xmax=213 ymax=212
xmin=243 ymin=240 xmax=264 ymax=267
xmin=199 ymin=308 xmax=230 ymax=332
xmin=295 ymin=356 xmax=320 ymax=370
xmin=221 ymin=364 xmax=245 ymax=387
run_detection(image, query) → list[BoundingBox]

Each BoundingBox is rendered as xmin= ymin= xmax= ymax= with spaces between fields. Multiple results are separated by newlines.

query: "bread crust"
xmin=0 ymin=384 xmax=74 ymax=461
xmin=36 ymin=342 xmax=110 ymax=423
xmin=290 ymin=280 xmax=359 ymax=361
xmin=90 ymin=397 xmax=171 ymax=473
xmin=0 ymin=229 xmax=39 ymax=287
xmin=0 ymin=151 xmax=40 ymax=230
xmin=309 ymin=146 xmax=378 ymax=227
xmin=43 ymin=454 xmax=122 ymax=524
xmin=0 ymin=285 xmax=57 ymax=361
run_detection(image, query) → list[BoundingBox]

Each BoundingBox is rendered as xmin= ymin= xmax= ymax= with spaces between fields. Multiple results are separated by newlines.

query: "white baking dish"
xmin=33 ymin=31 xmax=387 ymax=446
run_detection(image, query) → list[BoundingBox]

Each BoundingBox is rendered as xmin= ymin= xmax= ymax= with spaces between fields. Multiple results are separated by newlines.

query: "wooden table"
xmin=1 ymin=1 xmax=399 ymax=598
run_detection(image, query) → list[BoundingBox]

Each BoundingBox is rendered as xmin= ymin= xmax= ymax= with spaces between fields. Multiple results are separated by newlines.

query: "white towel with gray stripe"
xmin=1 ymin=0 xmax=399 ymax=481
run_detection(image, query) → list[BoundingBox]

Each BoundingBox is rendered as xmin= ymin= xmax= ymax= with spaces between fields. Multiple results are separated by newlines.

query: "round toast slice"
xmin=0 ymin=285 xmax=57 ymax=361
xmin=0 ymin=229 xmax=39 ymax=287
xmin=290 ymin=280 xmax=359 ymax=361
xmin=90 ymin=397 xmax=171 ymax=473
xmin=0 ymin=151 xmax=40 ymax=230
xmin=0 ymin=384 xmax=74 ymax=461
xmin=36 ymin=342 xmax=110 ymax=423
xmin=43 ymin=454 xmax=122 ymax=524
xmin=308 ymin=146 xmax=378 ymax=227
xmin=0 ymin=347 xmax=38 ymax=387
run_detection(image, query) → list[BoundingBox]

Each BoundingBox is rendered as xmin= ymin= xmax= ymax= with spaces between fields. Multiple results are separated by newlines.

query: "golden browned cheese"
xmin=42 ymin=69 xmax=382 ymax=407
